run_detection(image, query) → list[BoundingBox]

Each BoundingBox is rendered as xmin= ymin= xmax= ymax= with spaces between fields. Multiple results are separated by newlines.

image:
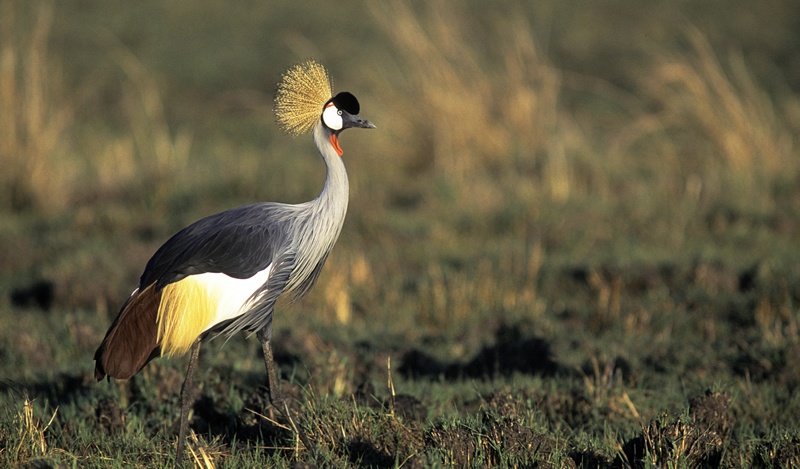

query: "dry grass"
xmin=0 ymin=2 xmax=191 ymax=212
xmin=0 ymin=2 xmax=80 ymax=211
xmin=105 ymin=41 xmax=193 ymax=202
xmin=8 ymin=396 xmax=58 ymax=463
xmin=371 ymin=4 xmax=799 ymax=214
xmin=368 ymin=2 xmax=583 ymax=208
xmin=621 ymin=27 xmax=798 ymax=197
xmin=3 ymin=2 xmax=796 ymax=222
xmin=580 ymin=355 xmax=638 ymax=420
xmin=186 ymin=431 xmax=224 ymax=469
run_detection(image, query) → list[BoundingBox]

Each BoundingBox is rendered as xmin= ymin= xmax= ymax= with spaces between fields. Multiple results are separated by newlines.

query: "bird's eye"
xmin=337 ymin=110 xmax=342 ymax=116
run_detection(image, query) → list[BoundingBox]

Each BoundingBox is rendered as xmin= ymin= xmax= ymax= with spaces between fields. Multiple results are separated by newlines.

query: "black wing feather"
xmin=140 ymin=203 xmax=288 ymax=290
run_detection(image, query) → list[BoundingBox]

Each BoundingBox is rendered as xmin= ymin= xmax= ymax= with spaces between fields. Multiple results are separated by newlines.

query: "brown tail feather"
xmin=94 ymin=284 xmax=161 ymax=381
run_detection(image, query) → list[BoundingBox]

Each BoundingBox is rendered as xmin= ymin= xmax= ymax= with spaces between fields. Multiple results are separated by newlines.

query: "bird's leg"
xmin=176 ymin=339 xmax=201 ymax=465
xmin=257 ymin=331 xmax=316 ymax=454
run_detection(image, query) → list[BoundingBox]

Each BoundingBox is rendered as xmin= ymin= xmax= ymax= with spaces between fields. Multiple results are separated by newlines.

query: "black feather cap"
xmin=329 ymin=91 xmax=360 ymax=115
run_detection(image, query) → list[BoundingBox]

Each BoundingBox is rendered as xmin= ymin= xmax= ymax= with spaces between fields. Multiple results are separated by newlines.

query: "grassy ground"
xmin=2 ymin=1 xmax=800 ymax=467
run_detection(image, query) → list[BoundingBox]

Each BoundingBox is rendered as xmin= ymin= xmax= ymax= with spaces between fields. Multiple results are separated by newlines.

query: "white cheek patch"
xmin=322 ymin=104 xmax=343 ymax=130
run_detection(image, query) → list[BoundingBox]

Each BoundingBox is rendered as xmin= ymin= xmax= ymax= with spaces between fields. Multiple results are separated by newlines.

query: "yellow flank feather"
xmin=275 ymin=60 xmax=333 ymax=136
xmin=157 ymin=277 xmax=220 ymax=357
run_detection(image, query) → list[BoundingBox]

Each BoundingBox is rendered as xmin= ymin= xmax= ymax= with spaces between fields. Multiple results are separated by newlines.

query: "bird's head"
xmin=275 ymin=60 xmax=375 ymax=156
xmin=321 ymin=92 xmax=376 ymax=156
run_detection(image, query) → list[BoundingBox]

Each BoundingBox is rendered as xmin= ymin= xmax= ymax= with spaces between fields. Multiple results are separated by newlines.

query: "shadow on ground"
xmin=398 ymin=323 xmax=561 ymax=380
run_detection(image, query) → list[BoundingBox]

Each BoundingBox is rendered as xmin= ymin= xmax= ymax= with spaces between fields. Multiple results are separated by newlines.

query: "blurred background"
xmin=2 ymin=1 xmax=799 ymax=466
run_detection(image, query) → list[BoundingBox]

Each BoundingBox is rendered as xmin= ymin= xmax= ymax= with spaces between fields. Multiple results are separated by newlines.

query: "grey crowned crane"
xmin=93 ymin=60 xmax=375 ymax=461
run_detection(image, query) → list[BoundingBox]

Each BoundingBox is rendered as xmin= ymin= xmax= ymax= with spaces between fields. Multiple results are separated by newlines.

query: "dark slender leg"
xmin=258 ymin=335 xmax=316 ymax=455
xmin=176 ymin=339 xmax=201 ymax=464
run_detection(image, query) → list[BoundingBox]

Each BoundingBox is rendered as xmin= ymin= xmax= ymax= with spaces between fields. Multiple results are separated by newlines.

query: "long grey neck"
xmin=283 ymin=122 xmax=349 ymax=296
xmin=311 ymin=122 xmax=349 ymax=219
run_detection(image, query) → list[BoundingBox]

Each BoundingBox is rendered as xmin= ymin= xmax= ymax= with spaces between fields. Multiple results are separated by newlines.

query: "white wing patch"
xmin=195 ymin=265 xmax=274 ymax=334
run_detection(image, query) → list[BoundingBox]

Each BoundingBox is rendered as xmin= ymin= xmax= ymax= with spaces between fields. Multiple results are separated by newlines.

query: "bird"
xmin=93 ymin=59 xmax=375 ymax=462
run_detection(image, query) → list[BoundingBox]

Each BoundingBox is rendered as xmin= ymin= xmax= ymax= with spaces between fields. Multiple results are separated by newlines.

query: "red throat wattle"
xmin=330 ymin=134 xmax=343 ymax=157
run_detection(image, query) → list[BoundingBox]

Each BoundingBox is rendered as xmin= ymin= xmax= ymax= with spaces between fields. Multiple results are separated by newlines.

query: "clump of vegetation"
xmin=4 ymin=396 xmax=58 ymax=463
xmin=623 ymin=391 xmax=732 ymax=467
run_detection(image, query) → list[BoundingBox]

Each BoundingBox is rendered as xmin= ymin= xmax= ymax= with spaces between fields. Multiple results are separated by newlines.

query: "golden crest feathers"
xmin=275 ymin=60 xmax=334 ymax=136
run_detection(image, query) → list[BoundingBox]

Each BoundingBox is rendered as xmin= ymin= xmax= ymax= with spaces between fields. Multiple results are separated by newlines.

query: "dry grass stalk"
xmin=13 ymin=396 xmax=58 ymax=461
xmin=387 ymin=356 xmax=396 ymax=419
xmin=186 ymin=430 xmax=223 ymax=469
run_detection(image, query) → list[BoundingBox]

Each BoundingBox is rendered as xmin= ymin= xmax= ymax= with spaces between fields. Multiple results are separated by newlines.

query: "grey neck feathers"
xmin=283 ymin=122 xmax=350 ymax=295
xmin=312 ymin=121 xmax=349 ymax=223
